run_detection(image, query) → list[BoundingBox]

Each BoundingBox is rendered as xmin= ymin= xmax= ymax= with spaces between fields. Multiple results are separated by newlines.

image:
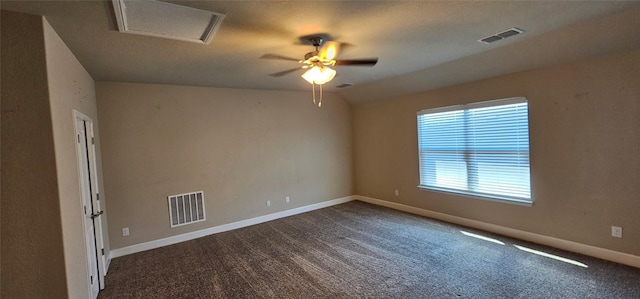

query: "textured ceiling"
xmin=2 ymin=1 xmax=640 ymax=104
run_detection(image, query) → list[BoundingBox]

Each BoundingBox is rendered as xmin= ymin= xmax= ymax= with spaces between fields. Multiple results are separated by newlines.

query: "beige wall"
xmin=43 ymin=17 xmax=107 ymax=299
xmin=96 ymin=82 xmax=353 ymax=249
xmin=0 ymin=11 xmax=68 ymax=298
xmin=3 ymin=9 xmax=638 ymax=298
xmin=353 ymin=49 xmax=640 ymax=255
xmin=1 ymin=10 xmax=107 ymax=298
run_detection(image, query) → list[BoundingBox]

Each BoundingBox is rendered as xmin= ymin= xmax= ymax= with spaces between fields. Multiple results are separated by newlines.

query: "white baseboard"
xmin=355 ymin=195 xmax=640 ymax=269
xmin=109 ymin=196 xmax=355 ymax=259
xmin=109 ymin=194 xmax=640 ymax=269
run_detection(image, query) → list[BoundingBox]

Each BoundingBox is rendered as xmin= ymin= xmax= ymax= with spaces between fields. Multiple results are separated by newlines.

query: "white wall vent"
xmin=479 ymin=27 xmax=524 ymax=44
xmin=168 ymin=191 xmax=206 ymax=228
xmin=112 ymin=0 xmax=225 ymax=44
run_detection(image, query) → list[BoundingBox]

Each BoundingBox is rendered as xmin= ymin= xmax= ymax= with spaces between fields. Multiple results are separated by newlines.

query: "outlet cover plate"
xmin=611 ymin=226 xmax=622 ymax=238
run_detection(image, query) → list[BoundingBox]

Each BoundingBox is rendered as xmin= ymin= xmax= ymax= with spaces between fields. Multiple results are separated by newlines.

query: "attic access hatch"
xmin=112 ymin=0 xmax=225 ymax=44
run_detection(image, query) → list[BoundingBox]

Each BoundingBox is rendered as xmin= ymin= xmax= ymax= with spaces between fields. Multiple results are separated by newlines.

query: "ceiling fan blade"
xmin=260 ymin=54 xmax=300 ymax=62
xmin=335 ymin=58 xmax=378 ymax=66
xmin=268 ymin=67 xmax=302 ymax=77
xmin=319 ymin=41 xmax=340 ymax=60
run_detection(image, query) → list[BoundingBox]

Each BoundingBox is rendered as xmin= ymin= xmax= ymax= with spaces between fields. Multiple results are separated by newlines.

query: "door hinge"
xmin=90 ymin=275 xmax=93 ymax=284
xmin=96 ymin=193 xmax=100 ymax=201
xmin=84 ymin=205 xmax=87 ymax=215
xmin=77 ymin=134 xmax=81 ymax=143
xmin=91 ymin=137 xmax=95 ymax=145
xmin=101 ymin=248 xmax=105 ymax=256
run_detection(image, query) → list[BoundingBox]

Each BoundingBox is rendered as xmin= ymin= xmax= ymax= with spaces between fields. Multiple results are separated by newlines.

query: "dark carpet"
xmin=99 ymin=201 xmax=640 ymax=298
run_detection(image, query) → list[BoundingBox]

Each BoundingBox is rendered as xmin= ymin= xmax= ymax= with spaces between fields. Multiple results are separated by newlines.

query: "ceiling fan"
xmin=261 ymin=36 xmax=378 ymax=107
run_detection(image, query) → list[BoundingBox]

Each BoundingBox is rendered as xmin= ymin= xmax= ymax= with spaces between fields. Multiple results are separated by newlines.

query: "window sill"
xmin=417 ymin=186 xmax=533 ymax=207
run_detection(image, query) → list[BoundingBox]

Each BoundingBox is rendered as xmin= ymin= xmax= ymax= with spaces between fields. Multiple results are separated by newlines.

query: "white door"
xmin=87 ymin=120 xmax=107 ymax=289
xmin=75 ymin=112 xmax=103 ymax=298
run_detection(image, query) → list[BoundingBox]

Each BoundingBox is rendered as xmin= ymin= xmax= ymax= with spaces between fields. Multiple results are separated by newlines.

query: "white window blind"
xmin=417 ymin=97 xmax=531 ymax=204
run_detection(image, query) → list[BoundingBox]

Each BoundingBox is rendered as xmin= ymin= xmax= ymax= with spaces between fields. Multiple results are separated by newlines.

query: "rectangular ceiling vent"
xmin=112 ymin=0 xmax=225 ymax=44
xmin=168 ymin=191 xmax=206 ymax=228
xmin=336 ymin=83 xmax=354 ymax=88
xmin=479 ymin=27 xmax=524 ymax=44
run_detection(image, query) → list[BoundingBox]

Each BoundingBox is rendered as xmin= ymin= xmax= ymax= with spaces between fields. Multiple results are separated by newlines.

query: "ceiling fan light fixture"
xmin=301 ymin=66 xmax=336 ymax=85
xmin=322 ymin=42 xmax=339 ymax=60
xmin=263 ymin=35 xmax=377 ymax=108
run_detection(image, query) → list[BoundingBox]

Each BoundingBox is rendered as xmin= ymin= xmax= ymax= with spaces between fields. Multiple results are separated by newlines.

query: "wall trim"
xmin=109 ymin=196 xmax=355 ymax=259
xmin=355 ymin=195 xmax=640 ymax=269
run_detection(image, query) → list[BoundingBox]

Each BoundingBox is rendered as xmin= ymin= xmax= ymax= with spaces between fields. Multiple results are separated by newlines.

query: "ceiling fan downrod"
xmin=309 ymin=36 xmax=323 ymax=49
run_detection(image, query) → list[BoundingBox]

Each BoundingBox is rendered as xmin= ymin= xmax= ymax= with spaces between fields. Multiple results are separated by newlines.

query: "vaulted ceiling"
xmin=2 ymin=1 xmax=640 ymax=104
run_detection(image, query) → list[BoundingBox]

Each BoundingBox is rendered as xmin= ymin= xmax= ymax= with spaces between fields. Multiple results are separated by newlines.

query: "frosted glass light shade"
xmin=301 ymin=66 xmax=336 ymax=85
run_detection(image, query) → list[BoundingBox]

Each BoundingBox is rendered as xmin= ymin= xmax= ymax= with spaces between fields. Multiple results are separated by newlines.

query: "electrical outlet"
xmin=611 ymin=226 xmax=622 ymax=238
xmin=394 ymin=189 xmax=399 ymax=196
xmin=285 ymin=196 xmax=290 ymax=203
xmin=122 ymin=227 xmax=129 ymax=237
xmin=266 ymin=200 xmax=271 ymax=207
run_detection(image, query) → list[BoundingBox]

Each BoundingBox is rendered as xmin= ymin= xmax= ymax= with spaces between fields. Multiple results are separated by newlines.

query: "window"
xmin=417 ymin=97 xmax=531 ymax=204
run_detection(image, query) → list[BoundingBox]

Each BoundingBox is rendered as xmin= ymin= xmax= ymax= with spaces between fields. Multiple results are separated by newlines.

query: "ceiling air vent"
xmin=479 ymin=27 xmax=524 ymax=44
xmin=112 ymin=0 xmax=225 ymax=44
xmin=336 ymin=83 xmax=354 ymax=88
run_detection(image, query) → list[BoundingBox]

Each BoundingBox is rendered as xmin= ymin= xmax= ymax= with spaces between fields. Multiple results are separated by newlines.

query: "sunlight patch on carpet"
xmin=461 ymin=231 xmax=505 ymax=245
xmin=514 ymin=245 xmax=588 ymax=268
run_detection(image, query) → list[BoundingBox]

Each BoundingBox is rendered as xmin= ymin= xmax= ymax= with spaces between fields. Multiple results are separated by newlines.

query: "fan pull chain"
xmin=310 ymin=83 xmax=322 ymax=108
xmin=312 ymin=83 xmax=316 ymax=105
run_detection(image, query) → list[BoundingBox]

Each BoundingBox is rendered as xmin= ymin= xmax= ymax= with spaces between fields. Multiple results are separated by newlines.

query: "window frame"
xmin=416 ymin=97 xmax=533 ymax=206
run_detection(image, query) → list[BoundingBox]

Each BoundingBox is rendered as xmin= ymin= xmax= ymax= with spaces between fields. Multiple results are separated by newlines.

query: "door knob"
xmin=90 ymin=211 xmax=104 ymax=219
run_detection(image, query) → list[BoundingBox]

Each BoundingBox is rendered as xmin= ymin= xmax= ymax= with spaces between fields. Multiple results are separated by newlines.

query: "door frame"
xmin=74 ymin=110 xmax=106 ymax=296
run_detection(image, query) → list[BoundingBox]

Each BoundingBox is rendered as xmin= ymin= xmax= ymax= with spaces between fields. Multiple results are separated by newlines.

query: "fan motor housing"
xmin=309 ymin=37 xmax=323 ymax=47
xmin=304 ymin=51 xmax=320 ymax=61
